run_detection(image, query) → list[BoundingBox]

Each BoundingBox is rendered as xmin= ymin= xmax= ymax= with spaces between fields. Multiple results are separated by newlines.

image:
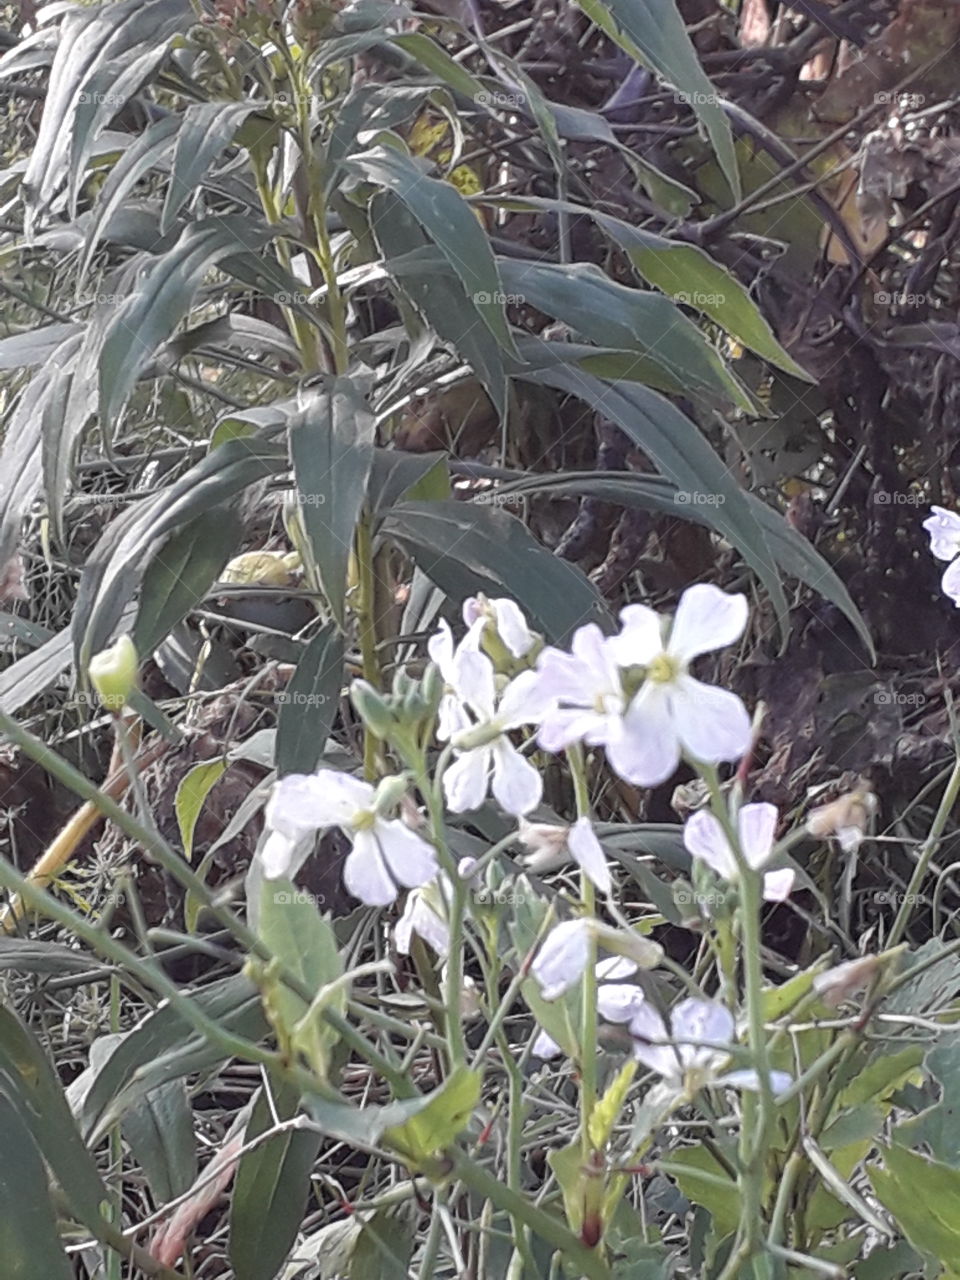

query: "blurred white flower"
xmin=806 ymin=785 xmax=876 ymax=853
xmin=519 ymin=815 xmax=613 ymax=895
xmin=536 ymin=585 xmax=751 ymax=788
xmin=533 ymin=956 xmax=645 ymax=1059
xmin=923 ymin=506 xmax=960 ymax=606
xmin=395 ymin=879 xmax=451 ymax=957
xmin=683 ymin=803 xmax=794 ymax=903
xmin=629 ymin=998 xmax=791 ymax=1096
xmin=262 ymin=770 xmax=437 ymax=907
xmin=463 ymin=595 xmax=536 ymax=659
xmin=530 ymin=918 xmax=593 ymax=1000
xmin=812 ymin=956 xmax=880 ymax=1008
xmin=427 ymin=619 xmax=476 ymax=741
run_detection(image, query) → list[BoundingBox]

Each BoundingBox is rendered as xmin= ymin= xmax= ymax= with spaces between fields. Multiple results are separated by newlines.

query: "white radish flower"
xmin=463 ymin=595 xmax=536 ymax=659
xmin=518 ymin=815 xmax=613 ymax=895
xmin=262 ymin=770 xmax=437 ymax=907
xmin=683 ymin=803 xmax=794 ymax=903
xmin=606 ymin=584 xmax=752 ymax=787
xmin=530 ymin=918 xmax=593 ymax=1001
xmin=533 ymin=956 xmax=645 ymax=1059
xmin=629 ymin=998 xmax=791 ymax=1097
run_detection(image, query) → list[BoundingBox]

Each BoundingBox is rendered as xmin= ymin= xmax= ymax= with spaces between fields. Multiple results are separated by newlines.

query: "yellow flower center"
xmin=353 ymin=809 xmax=377 ymax=832
xmin=647 ymin=653 xmax=681 ymax=684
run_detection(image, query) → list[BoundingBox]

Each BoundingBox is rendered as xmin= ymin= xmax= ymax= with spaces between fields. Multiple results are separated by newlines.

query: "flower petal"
xmin=596 ymin=956 xmax=637 ymax=981
xmin=717 ymin=1068 xmax=792 ymax=1096
xmin=762 ymin=868 xmax=795 ymax=902
xmin=427 ymin=618 xmax=455 ymax=678
xmin=494 ymin=598 xmax=535 ymax=658
xmin=443 ymin=746 xmax=492 ymax=812
xmin=260 ymin=831 xmax=298 ymax=880
xmin=491 ymin=740 xmax=542 ymax=816
xmin=532 ymin=1029 xmax=562 ymax=1060
xmin=532 ymin=919 xmax=592 ymax=1001
xmin=670 ymin=998 xmax=734 ymax=1070
xmin=628 ymin=1003 xmax=677 ymax=1079
xmin=567 ymin=816 xmax=612 ymax=895
xmin=267 ymin=772 xmax=359 ymax=837
xmin=395 ymin=889 xmax=450 ymax=956
xmin=737 ymin=803 xmax=778 ymax=870
xmin=683 ymin=809 xmax=738 ymax=881
xmin=609 ymin=684 xmax=680 ymax=786
xmin=452 ymin=646 xmax=496 ymax=718
xmin=668 ymin=584 xmax=748 ymax=663
xmin=609 ymin=603 xmax=663 ymax=667
xmin=924 ymin=506 xmax=960 ymax=561
xmin=597 ymin=983 xmax=645 ymax=1023
xmin=942 ymin=556 xmax=960 ymax=607
xmin=538 ymin=708 xmax=610 ymax=754
xmin=343 ymin=830 xmax=396 ymax=907
xmin=499 ymin=668 xmax=555 ymax=728
xmin=671 ymin=676 xmax=752 ymax=766
xmin=376 ymin=818 xmax=438 ymax=889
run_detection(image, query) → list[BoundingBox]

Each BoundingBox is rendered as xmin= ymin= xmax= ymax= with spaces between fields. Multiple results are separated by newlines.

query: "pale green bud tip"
xmin=88 ymin=634 xmax=138 ymax=711
xmin=349 ymin=679 xmax=394 ymax=737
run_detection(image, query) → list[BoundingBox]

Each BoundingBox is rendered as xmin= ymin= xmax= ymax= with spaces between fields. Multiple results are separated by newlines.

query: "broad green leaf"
xmin=74 ymin=436 xmax=285 ymax=669
xmin=370 ymin=192 xmax=508 ymax=422
xmin=575 ymin=0 xmax=739 ymax=202
xmin=0 ymin=1006 xmax=109 ymax=1230
xmin=497 ymin=258 xmax=757 ymax=412
xmin=161 ymin=102 xmax=258 ymax=234
xmin=0 ymin=1094 xmax=73 ymax=1280
xmin=870 ymin=1145 xmax=960 ymax=1268
xmin=367 ymin=449 xmax=450 ymax=518
xmin=275 ymin=624 xmax=345 ymax=777
xmin=761 ymin=961 xmax=828 ymax=1021
xmin=122 ymin=1079 xmax=197 ymax=1203
xmin=175 ymin=759 xmax=228 ymax=863
xmin=0 ymin=322 xmax=81 ymax=369
xmin=485 ymin=195 xmax=808 ymax=378
xmin=81 ymin=975 xmax=268 ymax=1143
xmin=349 ymin=1207 xmax=417 ymax=1280
xmin=77 ymin=113 xmax=180 ymax=286
xmin=348 ymin=145 xmax=516 ymax=355
xmin=841 ymin=1046 xmax=924 ymax=1109
xmin=289 ymin=379 xmax=375 ymax=628
xmin=21 ymin=0 xmax=192 ymax=230
xmin=384 ymin=1065 xmax=480 ymax=1164
xmin=133 ymin=506 xmax=242 ymax=659
xmin=896 ymin=1034 xmax=960 ymax=1165
xmin=393 ymin=32 xmax=489 ymax=102
xmin=258 ymin=875 xmax=344 ymax=1072
xmin=383 ymin=499 xmax=610 ymax=646
xmin=549 ymin=1140 xmax=589 ymax=1234
xmin=230 ymin=1079 xmax=322 ymax=1280
xmin=667 ymin=1145 xmax=741 ymax=1236
xmin=98 ymin=217 xmax=272 ymax=437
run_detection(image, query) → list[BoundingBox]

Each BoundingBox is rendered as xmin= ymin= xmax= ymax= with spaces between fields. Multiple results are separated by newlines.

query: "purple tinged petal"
xmin=683 ymin=809 xmax=737 ymax=881
xmin=490 ymin=739 xmax=542 ymax=816
xmin=671 ymin=676 xmax=752 ymax=766
xmin=668 ymin=584 xmax=748 ymax=663
xmin=567 ymin=816 xmax=612 ymax=895
xmin=737 ymin=802 xmax=778 ymax=870
xmin=532 ymin=919 xmax=592 ymax=1001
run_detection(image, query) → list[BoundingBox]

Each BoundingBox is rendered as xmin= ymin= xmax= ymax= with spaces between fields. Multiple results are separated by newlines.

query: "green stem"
xmin=888 ymin=751 xmax=960 ymax=946
xmin=355 ymin=512 xmax=383 ymax=782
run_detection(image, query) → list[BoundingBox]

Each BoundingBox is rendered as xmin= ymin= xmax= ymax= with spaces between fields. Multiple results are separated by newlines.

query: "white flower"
xmin=530 ymin=918 xmax=593 ymax=1000
xmin=463 ymin=595 xmax=536 ymax=658
xmin=262 ymin=770 xmax=437 ymax=907
xmin=923 ymin=506 xmax=960 ymax=606
xmin=436 ymin=638 xmax=550 ymax=816
xmin=395 ymin=879 xmax=452 ymax=957
xmin=629 ymin=998 xmax=791 ymax=1096
xmin=806 ymin=786 xmax=876 ymax=853
xmin=536 ymin=585 xmax=751 ymax=788
xmin=519 ymin=815 xmax=613 ymax=895
xmin=606 ymin=585 xmax=752 ymax=786
xmin=683 ymin=803 xmax=794 ymax=903
xmin=427 ymin=619 xmax=476 ymax=741
xmin=533 ymin=955 xmax=645 ymax=1059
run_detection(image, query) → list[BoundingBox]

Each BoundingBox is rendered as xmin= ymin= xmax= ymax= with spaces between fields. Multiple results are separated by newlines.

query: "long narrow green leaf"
xmin=0 ymin=1095 xmax=73 ymax=1280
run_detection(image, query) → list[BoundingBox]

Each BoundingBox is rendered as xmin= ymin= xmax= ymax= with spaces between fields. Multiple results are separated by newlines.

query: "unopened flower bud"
xmin=598 ymin=924 xmax=663 ymax=971
xmin=350 ymin=679 xmax=395 ymax=738
xmin=813 ymin=955 xmax=881 ymax=1008
xmin=373 ymin=775 xmax=409 ymax=815
xmin=807 ymin=784 xmax=876 ymax=852
xmin=517 ymin=818 xmax=570 ymax=872
xmin=88 ymin=634 xmax=138 ymax=712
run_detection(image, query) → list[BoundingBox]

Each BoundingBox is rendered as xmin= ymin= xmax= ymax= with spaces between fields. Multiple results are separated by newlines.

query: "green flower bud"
xmin=88 ymin=634 xmax=138 ymax=712
xmin=350 ymin=679 xmax=395 ymax=738
xmin=373 ymin=774 xmax=410 ymax=815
